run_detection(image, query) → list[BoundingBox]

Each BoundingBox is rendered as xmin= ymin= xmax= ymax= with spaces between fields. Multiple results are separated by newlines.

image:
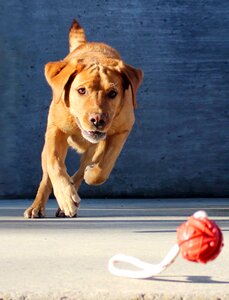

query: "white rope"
xmin=108 ymin=244 xmax=180 ymax=279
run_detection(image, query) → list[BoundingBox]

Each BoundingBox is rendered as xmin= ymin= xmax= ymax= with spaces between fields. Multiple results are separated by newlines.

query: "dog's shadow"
xmin=145 ymin=275 xmax=229 ymax=284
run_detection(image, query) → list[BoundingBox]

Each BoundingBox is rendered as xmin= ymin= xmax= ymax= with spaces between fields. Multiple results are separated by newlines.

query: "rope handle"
xmin=108 ymin=244 xmax=180 ymax=279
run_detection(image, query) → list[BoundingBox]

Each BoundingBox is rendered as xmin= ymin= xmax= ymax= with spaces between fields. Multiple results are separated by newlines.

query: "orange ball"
xmin=177 ymin=211 xmax=224 ymax=264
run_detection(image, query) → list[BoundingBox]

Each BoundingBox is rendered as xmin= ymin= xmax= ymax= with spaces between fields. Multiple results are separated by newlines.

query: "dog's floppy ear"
xmin=45 ymin=60 xmax=84 ymax=103
xmin=120 ymin=63 xmax=143 ymax=109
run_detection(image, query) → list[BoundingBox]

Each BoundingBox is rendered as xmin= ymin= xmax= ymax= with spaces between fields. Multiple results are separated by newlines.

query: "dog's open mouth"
xmin=82 ymin=130 xmax=107 ymax=143
xmin=76 ymin=118 xmax=107 ymax=143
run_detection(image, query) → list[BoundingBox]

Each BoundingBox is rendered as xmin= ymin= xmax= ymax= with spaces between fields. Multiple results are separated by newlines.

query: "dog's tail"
xmin=69 ymin=19 xmax=87 ymax=52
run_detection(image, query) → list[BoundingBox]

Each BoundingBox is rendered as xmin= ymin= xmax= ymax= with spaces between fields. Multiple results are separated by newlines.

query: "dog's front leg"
xmin=46 ymin=127 xmax=80 ymax=217
xmin=84 ymin=130 xmax=130 ymax=185
xmin=24 ymin=145 xmax=52 ymax=218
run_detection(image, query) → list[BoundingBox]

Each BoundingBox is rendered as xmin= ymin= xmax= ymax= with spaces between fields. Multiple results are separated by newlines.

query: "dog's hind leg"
xmin=24 ymin=175 xmax=52 ymax=218
xmin=24 ymin=145 xmax=52 ymax=218
xmin=71 ymin=144 xmax=98 ymax=191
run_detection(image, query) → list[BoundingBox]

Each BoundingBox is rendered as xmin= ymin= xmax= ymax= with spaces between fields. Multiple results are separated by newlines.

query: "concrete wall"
xmin=1 ymin=0 xmax=229 ymax=199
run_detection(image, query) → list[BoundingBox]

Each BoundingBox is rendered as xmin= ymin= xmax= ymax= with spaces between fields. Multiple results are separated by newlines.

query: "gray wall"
xmin=1 ymin=0 xmax=229 ymax=199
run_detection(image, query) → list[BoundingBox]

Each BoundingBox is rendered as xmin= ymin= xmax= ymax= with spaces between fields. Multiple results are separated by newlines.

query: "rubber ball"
xmin=177 ymin=211 xmax=224 ymax=264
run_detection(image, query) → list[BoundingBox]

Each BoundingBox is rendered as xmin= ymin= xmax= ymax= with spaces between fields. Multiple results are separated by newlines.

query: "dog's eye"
xmin=107 ymin=90 xmax=118 ymax=99
xmin=77 ymin=87 xmax=86 ymax=95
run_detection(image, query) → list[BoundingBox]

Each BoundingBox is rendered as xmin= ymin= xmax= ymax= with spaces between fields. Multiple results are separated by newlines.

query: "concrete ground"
xmin=0 ymin=198 xmax=228 ymax=300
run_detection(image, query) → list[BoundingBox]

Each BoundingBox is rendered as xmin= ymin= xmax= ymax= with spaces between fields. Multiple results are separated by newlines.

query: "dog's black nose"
xmin=89 ymin=113 xmax=108 ymax=129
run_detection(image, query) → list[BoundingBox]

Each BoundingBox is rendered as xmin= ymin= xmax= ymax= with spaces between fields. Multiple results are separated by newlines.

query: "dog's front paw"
xmin=84 ymin=164 xmax=106 ymax=185
xmin=53 ymin=180 xmax=80 ymax=217
xmin=24 ymin=205 xmax=45 ymax=218
xmin=55 ymin=207 xmax=78 ymax=218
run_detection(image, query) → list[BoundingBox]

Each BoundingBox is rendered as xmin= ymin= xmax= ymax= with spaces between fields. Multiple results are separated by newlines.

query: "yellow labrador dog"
xmin=24 ymin=19 xmax=143 ymax=218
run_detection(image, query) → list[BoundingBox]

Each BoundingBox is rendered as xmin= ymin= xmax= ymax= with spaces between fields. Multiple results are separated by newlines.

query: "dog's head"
xmin=45 ymin=50 xmax=143 ymax=144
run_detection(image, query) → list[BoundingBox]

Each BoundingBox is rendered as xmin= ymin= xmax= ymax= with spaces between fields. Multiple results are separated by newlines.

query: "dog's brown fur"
xmin=24 ymin=20 xmax=143 ymax=218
